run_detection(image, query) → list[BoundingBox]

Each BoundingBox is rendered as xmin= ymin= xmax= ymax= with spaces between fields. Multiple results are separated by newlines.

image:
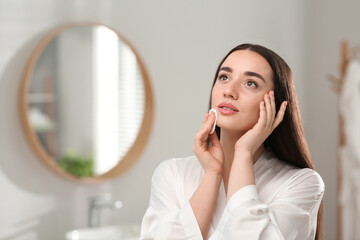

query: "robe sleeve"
xmin=140 ymin=160 xmax=203 ymax=240
xmin=209 ymin=169 xmax=324 ymax=240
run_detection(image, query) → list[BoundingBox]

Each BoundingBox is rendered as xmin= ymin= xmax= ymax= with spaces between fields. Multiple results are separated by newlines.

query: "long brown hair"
xmin=208 ymin=43 xmax=323 ymax=239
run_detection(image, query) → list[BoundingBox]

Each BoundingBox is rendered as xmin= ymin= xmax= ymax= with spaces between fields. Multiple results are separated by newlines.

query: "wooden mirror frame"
xmin=19 ymin=22 xmax=154 ymax=183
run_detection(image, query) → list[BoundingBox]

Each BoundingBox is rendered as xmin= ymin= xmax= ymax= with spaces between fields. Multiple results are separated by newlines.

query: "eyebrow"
xmin=219 ymin=66 xmax=233 ymax=73
xmin=219 ymin=67 xmax=266 ymax=82
xmin=244 ymin=71 xmax=266 ymax=82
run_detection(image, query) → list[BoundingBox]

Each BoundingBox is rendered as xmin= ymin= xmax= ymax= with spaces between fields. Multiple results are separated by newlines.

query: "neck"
xmin=220 ymin=129 xmax=244 ymax=167
xmin=219 ymin=128 xmax=265 ymax=190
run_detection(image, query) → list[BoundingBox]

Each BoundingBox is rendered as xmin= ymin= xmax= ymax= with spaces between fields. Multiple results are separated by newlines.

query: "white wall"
xmin=304 ymin=1 xmax=360 ymax=239
xmin=0 ymin=0 xmax=355 ymax=239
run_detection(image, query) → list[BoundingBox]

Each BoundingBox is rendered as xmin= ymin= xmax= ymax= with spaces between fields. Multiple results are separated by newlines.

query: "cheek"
xmin=239 ymin=94 xmax=262 ymax=112
xmin=239 ymin=95 xmax=263 ymax=124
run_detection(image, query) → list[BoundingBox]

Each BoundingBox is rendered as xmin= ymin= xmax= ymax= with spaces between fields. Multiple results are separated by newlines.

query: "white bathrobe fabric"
xmin=339 ymin=59 xmax=360 ymax=240
xmin=140 ymin=149 xmax=324 ymax=240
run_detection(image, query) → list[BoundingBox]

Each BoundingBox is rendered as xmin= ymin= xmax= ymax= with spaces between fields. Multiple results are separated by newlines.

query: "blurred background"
xmin=1 ymin=0 xmax=359 ymax=239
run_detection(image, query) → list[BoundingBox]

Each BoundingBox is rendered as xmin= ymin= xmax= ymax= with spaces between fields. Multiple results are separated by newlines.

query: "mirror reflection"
xmin=27 ymin=25 xmax=145 ymax=177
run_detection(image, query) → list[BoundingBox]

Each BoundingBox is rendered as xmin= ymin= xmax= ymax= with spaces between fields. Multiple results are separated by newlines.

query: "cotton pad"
xmin=209 ymin=108 xmax=217 ymax=134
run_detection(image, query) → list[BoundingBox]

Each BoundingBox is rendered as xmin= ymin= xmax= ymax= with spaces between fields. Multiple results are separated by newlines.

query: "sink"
xmin=65 ymin=224 xmax=140 ymax=240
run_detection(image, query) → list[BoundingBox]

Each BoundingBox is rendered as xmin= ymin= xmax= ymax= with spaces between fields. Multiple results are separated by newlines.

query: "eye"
xmin=245 ymin=80 xmax=258 ymax=88
xmin=218 ymin=74 xmax=229 ymax=81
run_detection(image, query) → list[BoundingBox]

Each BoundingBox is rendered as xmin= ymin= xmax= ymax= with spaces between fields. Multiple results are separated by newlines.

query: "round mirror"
xmin=19 ymin=23 xmax=154 ymax=183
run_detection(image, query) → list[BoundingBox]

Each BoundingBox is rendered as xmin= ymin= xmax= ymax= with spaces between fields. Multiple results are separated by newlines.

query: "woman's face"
xmin=211 ymin=50 xmax=274 ymax=133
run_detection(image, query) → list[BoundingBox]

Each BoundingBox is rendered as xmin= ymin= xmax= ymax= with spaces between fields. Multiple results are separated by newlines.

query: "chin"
xmin=217 ymin=121 xmax=255 ymax=133
xmin=217 ymin=125 xmax=248 ymax=133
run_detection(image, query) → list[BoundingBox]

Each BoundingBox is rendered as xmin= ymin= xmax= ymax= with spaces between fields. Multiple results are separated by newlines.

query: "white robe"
xmin=140 ymin=149 xmax=324 ymax=240
xmin=339 ymin=59 xmax=360 ymax=240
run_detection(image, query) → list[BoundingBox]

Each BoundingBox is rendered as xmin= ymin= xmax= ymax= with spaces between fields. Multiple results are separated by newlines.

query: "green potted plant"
xmin=58 ymin=151 xmax=94 ymax=177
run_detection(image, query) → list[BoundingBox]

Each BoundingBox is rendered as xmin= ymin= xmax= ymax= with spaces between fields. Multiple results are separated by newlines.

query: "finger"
xmin=273 ymin=101 xmax=287 ymax=129
xmin=270 ymin=91 xmax=276 ymax=121
xmin=200 ymin=113 xmax=210 ymax=131
xmin=194 ymin=114 xmax=209 ymax=151
xmin=197 ymin=113 xmax=215 ymax=142
xmin=258 ymin=100 xmax=266 ymax=128
xmin=209 ymin=129 xmax=220 ymax=147
xmin=264 ymin=93 xmax=272 ymax=129
xmin=194 ymin=130 xmax=207 ymax=152
xmin=205 ymin=112 xmax=215 ymax=132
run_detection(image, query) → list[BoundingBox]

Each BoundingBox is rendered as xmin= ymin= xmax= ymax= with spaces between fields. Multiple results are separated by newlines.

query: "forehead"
xmin=221 ymin=50 xmax=273 ymax=81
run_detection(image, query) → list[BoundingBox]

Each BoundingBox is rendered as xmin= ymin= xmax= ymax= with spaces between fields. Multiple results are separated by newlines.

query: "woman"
xmin=140 ymin=44 xmax=324 ymax=240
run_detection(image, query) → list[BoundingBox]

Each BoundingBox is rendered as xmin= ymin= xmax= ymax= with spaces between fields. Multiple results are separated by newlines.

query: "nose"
xmin=223 ymin=82 xmax=239 ymax=99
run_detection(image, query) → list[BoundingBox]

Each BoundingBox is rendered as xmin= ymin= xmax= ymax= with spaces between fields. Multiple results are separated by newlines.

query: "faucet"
xmin=88 ymin=193 xmax=123 ymax=228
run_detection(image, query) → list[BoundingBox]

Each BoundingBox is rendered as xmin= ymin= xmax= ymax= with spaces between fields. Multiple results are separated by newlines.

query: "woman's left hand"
xmin=234 ymin=91 xmax=287 ymax=156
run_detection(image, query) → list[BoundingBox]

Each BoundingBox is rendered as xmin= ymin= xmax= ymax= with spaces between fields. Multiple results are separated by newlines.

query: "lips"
xmin=218 ymin=102 xmax=239 ymax=115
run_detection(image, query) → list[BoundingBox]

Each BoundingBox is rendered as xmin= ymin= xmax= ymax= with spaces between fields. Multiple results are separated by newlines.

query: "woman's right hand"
xmin=192 ymin=111 xmax=224 ymax=175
